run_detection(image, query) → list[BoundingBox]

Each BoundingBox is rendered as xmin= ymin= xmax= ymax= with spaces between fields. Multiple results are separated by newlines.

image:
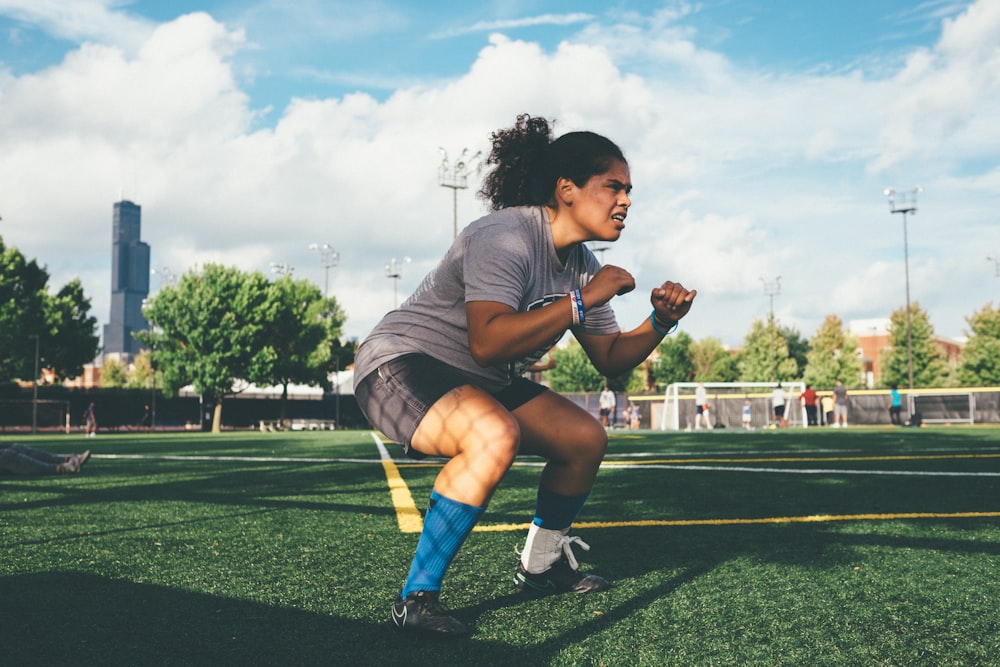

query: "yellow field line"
xmin=373 ymin=432 xmax=1000 ymax=534
xmin=601 ymin=452 xmax=1000 ymax=465
xmin=474 ymin=511 xmax=1000 ymax=532
xmin=370 ymin=432 xmax=423 ymax=533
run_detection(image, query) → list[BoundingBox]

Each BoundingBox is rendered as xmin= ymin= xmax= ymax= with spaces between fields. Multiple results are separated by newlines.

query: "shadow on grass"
xmin=2 ymin=571 xmax=638 ymax=666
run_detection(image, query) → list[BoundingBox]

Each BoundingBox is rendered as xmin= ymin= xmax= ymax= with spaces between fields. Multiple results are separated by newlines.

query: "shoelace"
xmin=557 ymin=534 xmax=590 ymax=571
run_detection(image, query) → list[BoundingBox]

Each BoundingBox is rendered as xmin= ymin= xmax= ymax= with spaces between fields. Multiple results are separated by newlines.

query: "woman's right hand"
xmin=582 ymin=265 xmax=635 ymax=308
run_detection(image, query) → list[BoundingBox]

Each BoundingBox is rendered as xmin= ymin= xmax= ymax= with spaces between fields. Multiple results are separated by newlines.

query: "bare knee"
xmin=577 ymin=419 xmax=608 ymax=464
xmin=467 ymin=411 xmax=521 ymax=469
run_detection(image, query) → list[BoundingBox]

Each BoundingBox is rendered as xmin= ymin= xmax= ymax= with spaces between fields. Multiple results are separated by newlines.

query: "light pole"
xmin=988 ymin=256 xmax=1000 ymax=278
xmin=760 ymin=276 xmax=781 ymax=381
xmin=270 ymin=262 xmax=294 ymax=276
xmin=385 ymin=257 xmax=411 ymax=308
xmin=884 ymin=186 xmax=922 ymax=390
xmin=30 ymin=334 xmax=40 ymax=434
xmin=439 ymin=148 xmax=481 ymax=240
xmin=309 ymin=242 xmax=340 ymax=297
xmin=151 ymin=266 xmax=175 ymax=290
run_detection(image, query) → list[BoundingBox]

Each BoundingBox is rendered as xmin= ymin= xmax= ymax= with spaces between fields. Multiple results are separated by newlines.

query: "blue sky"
xmin=1 ymin=0 xmax=998 ymax=355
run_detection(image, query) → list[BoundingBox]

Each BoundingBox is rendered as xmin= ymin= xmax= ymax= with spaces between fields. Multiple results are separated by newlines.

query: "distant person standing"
xmin=599 ymin=385 xmax=616 ymax=428
xmin=628 ymin=402 xmax=641 ymax=430
xmin=799 ymin=384 xmax=818 ymax=426
xmin=694 ymin=382 xmax=712 ymax=429
xmin=742 ymin=398 xmax=753 ymax=430
xmin=83 ymin=402 xmax=97 ymax=438
xmin=833 ymin=380 xmax=849 ymax=428
xmin=888 ymin=384 xmax=903 ymax=426
xmin=771 ymin=383 xmax=787 ymax=427
xmin=820 ymin=393 xmax=834 ymax=426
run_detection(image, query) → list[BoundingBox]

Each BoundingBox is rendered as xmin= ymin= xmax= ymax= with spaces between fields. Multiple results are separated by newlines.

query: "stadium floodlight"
xmin=151 ymin=266 xmax=175 ymax=290
xmin=759 ymin=276 xmax=781 ymax=381
xmin=439 ymin=147 xmax=482 ymax=240
xmin=884 ymin=186 xmax=922 ymax=390
xmin=385 ymin=256 xmax=411 ymax=308
xmin=309 ymin=242 xmax=340 ymax=298
xmin=270 ymin=262 xmax=294 ymax=276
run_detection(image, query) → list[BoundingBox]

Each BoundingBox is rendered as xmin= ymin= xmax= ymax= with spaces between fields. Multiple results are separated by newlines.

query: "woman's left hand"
xmin=651 ymin=281 xmax=697 ymax=323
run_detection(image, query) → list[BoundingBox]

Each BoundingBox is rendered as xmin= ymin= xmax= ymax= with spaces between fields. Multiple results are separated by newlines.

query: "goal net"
xmin=909 ymin=392 xmax=976 ymax=425
xmin=0 ymin=399 xmax=72 ymax=432
xmin=659 ymin=381 xmax=807 ymax=431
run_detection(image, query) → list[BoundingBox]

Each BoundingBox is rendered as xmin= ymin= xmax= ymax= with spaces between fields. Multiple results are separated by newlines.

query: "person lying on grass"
xmin=0 ymin=442 xmax=91 ymax=475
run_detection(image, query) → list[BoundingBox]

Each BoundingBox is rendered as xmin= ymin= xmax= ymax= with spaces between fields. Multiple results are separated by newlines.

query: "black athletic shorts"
xmin=354 ymin=353 xmax=547 ymax=458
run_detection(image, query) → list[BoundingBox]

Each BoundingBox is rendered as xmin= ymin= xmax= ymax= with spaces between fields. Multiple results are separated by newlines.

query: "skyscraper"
xmin=102 ymin=200 xmax=150 ymax=359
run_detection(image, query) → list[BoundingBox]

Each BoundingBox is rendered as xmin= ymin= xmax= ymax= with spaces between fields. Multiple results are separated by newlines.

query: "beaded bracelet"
xmin=650 ymin=311 xmax=678 ymax=336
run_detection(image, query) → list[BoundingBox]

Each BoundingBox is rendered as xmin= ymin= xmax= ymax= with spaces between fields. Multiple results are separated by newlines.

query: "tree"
xmin=651 ymin=330 xmax=694 ymax=387
xmin=548 ymin=339 xmax=605 ymax=393
xmin=248 ymin=275 xmax=348 ymax=421
xmin=0 ymin=237 xmax=99 ymax=383
xmin=957 ymin=303 xmax=1000 ymax=386
xmin=100 ymin=358 xmax=128 ymax=388
xmin=690 ymin=336 xmax=739 ymax=382
xmin=125 ymin=350 xmax=157 ymax=390
xmin=42 ymin=278 xmax=99 ymax=382
xmin=738 ymin=317 xmax=798 ymax=382
xmin=881 ymin=302 xmax=947 ymax=388
xmin=803 ymin=315 xmax=864 ymax=389
xmin=780 ymin=326 xmax=810 ymax=379
xmin=137 ymin=264 xmax=274 ymax=432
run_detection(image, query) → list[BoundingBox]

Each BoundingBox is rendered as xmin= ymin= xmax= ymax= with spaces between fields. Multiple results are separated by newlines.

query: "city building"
xmin=102 ymin=200 xmax=149 ymax=361
xmin=850 ymin=318 xmax=963 ymax=387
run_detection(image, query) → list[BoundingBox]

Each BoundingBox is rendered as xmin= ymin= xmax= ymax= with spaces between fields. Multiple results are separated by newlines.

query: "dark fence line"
xmin=2 ymin=385 xmax=998 ymax=434
xmin=0 ymin=385 xmax=368 ymax=433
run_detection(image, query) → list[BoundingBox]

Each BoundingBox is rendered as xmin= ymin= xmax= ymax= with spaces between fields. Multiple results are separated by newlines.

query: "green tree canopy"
xmin=691 ymin=336 xmax=739 ymax=382
xmin=43 ymin=278 xmax=100 ymax=381
xmin=881 ymin=302 xmax=948 ymax=388
xmin=738 ymin=317 xmax=798 ymax=382
xmin=780 ymin=325 xmax=810 ymax=379
xmin=247 ymin=274 xmax=348 ymax=419
xmin=548 ymin=338 xmax=605 ymax=393
xmin=803 ymin=314 xmax=863 ymax=389
xmin=957 ymin=302 xmax=1000 ymax=386
xmin=651 ymin=330 xmax=694 ymax=387
xmin=0 ymin=237 xmax=99 ymax=383
xmin=137 ymin=264 xmax=274 ymax=432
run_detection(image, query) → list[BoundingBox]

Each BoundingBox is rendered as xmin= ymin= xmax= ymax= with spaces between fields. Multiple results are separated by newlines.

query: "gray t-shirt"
xmin=353 ymin=206 xmax=621 ymax=393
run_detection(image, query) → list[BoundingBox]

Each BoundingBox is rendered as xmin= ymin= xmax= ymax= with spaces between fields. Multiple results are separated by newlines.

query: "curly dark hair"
xmin=478 ymin=114 xmax=627 ymax=210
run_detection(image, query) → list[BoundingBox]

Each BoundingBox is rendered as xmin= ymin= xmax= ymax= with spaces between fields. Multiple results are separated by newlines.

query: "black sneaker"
xmin=391 ymin=591 xmax=468 ymax=637
xmin=514 ymin=559 xmax=610 ymax=594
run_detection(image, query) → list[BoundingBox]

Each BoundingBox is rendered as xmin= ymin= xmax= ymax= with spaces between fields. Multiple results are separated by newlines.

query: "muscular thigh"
xmin=411 ymin=385 xmax=520 ymax=459
xmin=512 ymin=390 xmax=606 ymax=461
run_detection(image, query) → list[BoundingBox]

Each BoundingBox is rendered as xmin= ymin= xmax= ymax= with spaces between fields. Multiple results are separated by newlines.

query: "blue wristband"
xmin=650 ymin=311 xmax=678 ymax=336
xmin=573 ymin=289 xmax=585 ymax=325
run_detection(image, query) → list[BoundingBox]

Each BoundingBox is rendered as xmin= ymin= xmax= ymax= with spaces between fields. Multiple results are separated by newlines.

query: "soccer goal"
xmin=0 ymin=399 xmax=72 ymax=432
xmin=908 ymin=392 xmax=976 ymax=425
xmin=658 ymin=381 xmax=807 ymax=431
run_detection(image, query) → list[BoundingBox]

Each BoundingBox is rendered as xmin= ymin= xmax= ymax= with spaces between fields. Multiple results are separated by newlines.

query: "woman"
xmin=353 ymin=114 xmax=696 ymax=636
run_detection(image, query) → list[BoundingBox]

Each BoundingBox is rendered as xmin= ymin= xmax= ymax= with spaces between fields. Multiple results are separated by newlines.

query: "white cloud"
xmin=1 ymin=1 xmax=999 ymax=352
xmin=0 ymin=0 xmax=153 ymax=50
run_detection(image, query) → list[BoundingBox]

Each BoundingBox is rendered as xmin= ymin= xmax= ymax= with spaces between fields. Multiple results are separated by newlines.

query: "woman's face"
xmin=564 ymin=159 xmax=632 ymax=242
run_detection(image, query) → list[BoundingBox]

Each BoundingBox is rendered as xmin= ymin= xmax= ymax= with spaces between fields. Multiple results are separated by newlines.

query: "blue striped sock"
xmin=532 ymin=486 xmax=590 ymax=530
xmin=401 ymin=490 xmax=484 ymax=597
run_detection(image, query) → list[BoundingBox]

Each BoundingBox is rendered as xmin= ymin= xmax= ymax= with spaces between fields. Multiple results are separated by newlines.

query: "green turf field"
xmin=3 ymin=427 xmax=999 ymax=665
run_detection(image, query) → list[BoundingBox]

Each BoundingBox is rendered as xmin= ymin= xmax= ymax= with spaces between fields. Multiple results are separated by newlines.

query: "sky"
xmin=1 ymin=0 xmax=999 ymax=353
